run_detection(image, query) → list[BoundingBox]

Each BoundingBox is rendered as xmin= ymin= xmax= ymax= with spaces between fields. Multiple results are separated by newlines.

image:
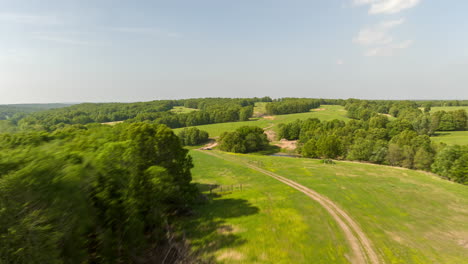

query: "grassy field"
xmin=184 ymin=150 xmax=468 ymax=263
xmin=170 ymin=106 xmax=199 ymax=114
xmin=428 ymin=106 xmax=468 ymax=112
xmin=181 ymin=150 xmax=350 ymax=263
xmin=253 ymin=102 xmax=267 ymax=117
xmin=174 ymin=105 xmax=349 ymax=137
xmin=431 ymin=131 xmax=468 ymax=145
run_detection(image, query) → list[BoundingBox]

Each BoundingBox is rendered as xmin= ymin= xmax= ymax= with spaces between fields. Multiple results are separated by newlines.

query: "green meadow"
xmin=174 ymin=105 xmax=350 ymax=137
xmin=183 ymin=150 xmax=468 ymax=264
xmin=429 ymin=106 xmax=468 ymax=112
xmin=170 ymin=106 xmax=199 ymax=114
xmin=431 ymin=131 xmax=468 ymax=145
xmin=181 ymin=150 xmax=350 ymax=264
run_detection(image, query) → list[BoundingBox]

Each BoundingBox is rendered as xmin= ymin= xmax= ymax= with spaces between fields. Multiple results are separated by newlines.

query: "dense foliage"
xmin=432 ymin=145 xmax=468 ymax=184
xmin=178 ymin=127 xmax=209 ymax=146
xmin=0 ymin=123 xmax=197 ymax=263
xmin=345 ymin=100 xmax=467 ymax=132
xmin=9 ymin=98 xmax=271 ymax=131
xmin=219 ymin=126 xmax=269 ymax=153
xmin=265 ymin=98 xmax=320 ymax=115
xmin=0 ymin=104 xmax=72 ymax=122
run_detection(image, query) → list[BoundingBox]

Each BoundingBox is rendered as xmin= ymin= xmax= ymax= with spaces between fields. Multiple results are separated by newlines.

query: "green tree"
xmin=219 ymin=126 xmax=269 ymax=153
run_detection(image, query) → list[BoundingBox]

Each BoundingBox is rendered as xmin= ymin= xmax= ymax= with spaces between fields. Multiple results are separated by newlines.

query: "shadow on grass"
xmin=195 ymin=183 xmax=220 ymax=193
xmin=251 ymin=145 xmax=281 ymax=155
xmin=432 ymin=132 xmax=451 ymax=137
xmin=181 ymin=197 xmax=259 ymax=261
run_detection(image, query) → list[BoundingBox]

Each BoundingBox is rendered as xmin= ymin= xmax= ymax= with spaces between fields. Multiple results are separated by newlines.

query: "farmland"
xmin=170 ymin=106 xmax=199 ymax=114
xmin=431 ymin=131 xmax=468 ymax=145
xmin=429 ymin=106 xmax=468 ymax=112
xmin=174 ymin=105 xmax=349 ymax=137
xmin=184 ymin=150 xmax=468 ymax=263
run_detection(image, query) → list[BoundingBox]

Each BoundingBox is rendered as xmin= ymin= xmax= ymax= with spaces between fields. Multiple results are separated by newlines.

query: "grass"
xmin=174 ymin=105 xmax=350 ymax=137
xmin=253 ymin=102 xmax=267 ymax=117
xmin=428 ymin=106 xmax=468 ymax=112
xmin=181 ymin=150 xmax=350 ymax=263
xmin=431 ymin=131 xmax=468 ymax=145
xmin=184 ymin=150 xmax=468 ymax=263
xmin=170 ymin=106 xmax=199 ymax=114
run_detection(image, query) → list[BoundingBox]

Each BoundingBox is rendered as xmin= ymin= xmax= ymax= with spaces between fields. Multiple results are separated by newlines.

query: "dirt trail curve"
xmin=198 ymin=150 xmax=381 ymax=264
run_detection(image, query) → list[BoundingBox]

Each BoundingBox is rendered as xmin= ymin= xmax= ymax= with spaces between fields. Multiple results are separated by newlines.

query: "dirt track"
xmin=198 ymin=150 xmax=381 ymax=264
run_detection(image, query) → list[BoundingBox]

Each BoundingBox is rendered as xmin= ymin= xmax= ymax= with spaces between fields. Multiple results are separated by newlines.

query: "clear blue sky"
xmin=1 ymin=0 xmax=467 ymax=103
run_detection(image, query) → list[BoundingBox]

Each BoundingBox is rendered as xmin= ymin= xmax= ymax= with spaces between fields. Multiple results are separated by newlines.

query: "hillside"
xmin=183 ymin=150 xmax=468 ymax=264
xmin=174 ymin=104 xmax=349 ymax=138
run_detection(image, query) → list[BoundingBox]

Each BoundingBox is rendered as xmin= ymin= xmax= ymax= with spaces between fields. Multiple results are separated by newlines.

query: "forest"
xmin=0 ymin=123 xmax=197 ymax=263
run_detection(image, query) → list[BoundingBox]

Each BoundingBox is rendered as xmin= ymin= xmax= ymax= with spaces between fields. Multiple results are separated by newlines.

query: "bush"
xmin=219 ymin=126 xmax=269 ymax=153
xmin=178 ymin=127 xmax=209 ymax=146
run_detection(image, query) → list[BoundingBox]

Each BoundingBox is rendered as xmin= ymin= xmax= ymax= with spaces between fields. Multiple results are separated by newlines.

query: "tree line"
xmin=345 ymin=100 xmax=467 ymax=132
xmin=6 ymin=98 xmax=270 ymax=131
xmin=265 ymin=98 xmax=321 ymax=115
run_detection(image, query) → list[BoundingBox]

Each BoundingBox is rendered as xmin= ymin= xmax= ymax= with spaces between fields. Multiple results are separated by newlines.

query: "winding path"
xmin=198 ymin=150 xmax=381 ymax=264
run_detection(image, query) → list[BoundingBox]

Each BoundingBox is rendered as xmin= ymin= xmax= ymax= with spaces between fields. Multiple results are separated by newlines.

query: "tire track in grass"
xmin=198 ymin=150 xmax=381 ymax=264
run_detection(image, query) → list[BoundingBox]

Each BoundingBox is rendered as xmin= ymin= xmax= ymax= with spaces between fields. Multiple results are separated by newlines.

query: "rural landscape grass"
xmin=430 ymin=131 xmax=468 ymax=145
xmin=174 ymin=105 xmax=349 ymax=138
xmin=174 ymin=104 xmax=464 ymax=147
xmin=185 ymin=150 xmax=468 ymax=264
xmin=170 ymin=106 xmax=199 ymax=114
xmin=181 ymin=150 xmax=350 ymax=264
xmin=429 ymin=106 xmax=468 ymax=112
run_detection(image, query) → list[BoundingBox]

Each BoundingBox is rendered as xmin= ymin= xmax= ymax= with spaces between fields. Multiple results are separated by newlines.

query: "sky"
xmin=0 ymin=0 xmax=467 ymax=104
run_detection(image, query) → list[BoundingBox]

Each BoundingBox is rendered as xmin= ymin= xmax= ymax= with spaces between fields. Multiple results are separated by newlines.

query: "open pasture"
xmin=184 ymin=150 xmax=468 ymax=263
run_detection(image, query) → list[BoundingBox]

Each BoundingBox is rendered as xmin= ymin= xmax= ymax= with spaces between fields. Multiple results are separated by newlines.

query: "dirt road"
xmin=198 ymin=150 xmax=381 ymax=264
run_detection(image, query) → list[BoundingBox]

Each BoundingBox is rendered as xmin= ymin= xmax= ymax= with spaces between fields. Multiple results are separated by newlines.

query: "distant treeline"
xmin=10 ymin=98 xmax=272 ymax=131
xmin=416 ymin=100 xmax=468 ymax=107
xmin=0 ymin=103 xmax=73 ymax=120
xmin=3 ymin=98 xmax=467 ymax=133
xmin=265 ymin=98 xmax=321 ymax=115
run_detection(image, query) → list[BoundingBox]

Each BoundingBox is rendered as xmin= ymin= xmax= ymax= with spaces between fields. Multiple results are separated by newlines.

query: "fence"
xmin=207 ymin=184 xmax=244 ymax=194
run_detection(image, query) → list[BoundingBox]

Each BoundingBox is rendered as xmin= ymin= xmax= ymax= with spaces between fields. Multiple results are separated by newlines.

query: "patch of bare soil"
xmin=314 ymin=108 xmax=326 ymax=111
xmin=263 ymin=115 xmax=276 ymax=120
xmin=264 ymin=130 xmax=276 ymax=142
xmin=101 ymin=121 xmax=124 ymax=126
xmin=275 ymin=139 xmax=297 ymax=151
xmin=217 ymin=225 xmax=243 ymax=234
xmin=217 ymin=250 xmax=244 ymax=261
xmin=200 ymin=139 xmax=218 ymax=150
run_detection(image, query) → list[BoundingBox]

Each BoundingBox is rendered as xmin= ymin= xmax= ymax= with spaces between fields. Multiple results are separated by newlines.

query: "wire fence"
xmin=207 ymin=184 xmax=244 ymax=194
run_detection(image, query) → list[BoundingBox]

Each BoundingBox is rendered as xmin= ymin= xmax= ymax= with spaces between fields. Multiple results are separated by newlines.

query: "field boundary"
xmin=198 ymin=150 xmax=382 ymax=264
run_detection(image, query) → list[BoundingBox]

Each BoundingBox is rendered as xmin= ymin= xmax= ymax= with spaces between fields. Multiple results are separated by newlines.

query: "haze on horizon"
xmin=1 ymin=0 xmax=467 ymax=104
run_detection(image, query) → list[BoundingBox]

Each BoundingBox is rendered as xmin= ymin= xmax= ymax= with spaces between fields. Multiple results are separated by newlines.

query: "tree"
xmin=178 ymin=127 xmax=209 ymax=146
xmin=219 ymin=126 xmax=269 ymax=153
xmin=239 ymin=106 xmax=254 ymax=121
xmin=450 ymin=154 xmax=468 ymax=184
xmin=317 ymin=134 xmax=342 ymax=159
xmin=0 ymin=123 xmax=198 ymax=263
xmin=413 ymin=147 xmax=434 ymax=171
xmin=302 ymin=138 xmax=319 ymax=158
xmin=432 ymin=145 xmax=468 ymax=184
